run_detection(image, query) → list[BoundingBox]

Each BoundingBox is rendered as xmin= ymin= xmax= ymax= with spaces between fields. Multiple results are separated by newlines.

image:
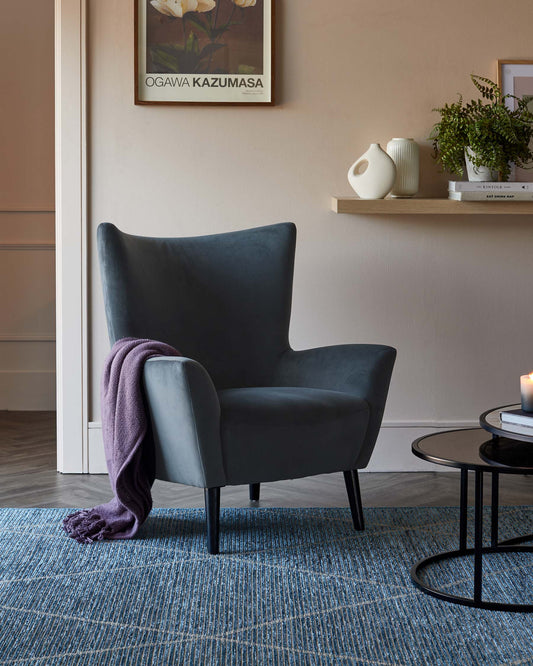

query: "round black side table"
xmin=411 ymin=427 xmax=533 ymax=612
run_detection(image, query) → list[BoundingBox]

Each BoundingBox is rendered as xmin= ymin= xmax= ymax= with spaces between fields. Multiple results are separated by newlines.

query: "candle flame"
xmin=529 ymin=372 xmax=533 ymax=380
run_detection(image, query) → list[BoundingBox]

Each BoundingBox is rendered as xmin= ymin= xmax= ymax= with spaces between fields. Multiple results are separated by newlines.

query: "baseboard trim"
xmin=88 ymin=419 xmax=480 ymax=430
xmin=382 ymin=420 xmax=478 ymax=429
xmin=87 ymin=420 xmax=476 ymax=475
xmin=88 ymin=424 xmax=106 ymax=473
xmin=0 ymin=371 xmax=56 ymax=410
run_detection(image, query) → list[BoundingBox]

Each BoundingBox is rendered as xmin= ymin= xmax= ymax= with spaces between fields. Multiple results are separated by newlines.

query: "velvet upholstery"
xmin=97 ymin=222 xmax=295 ymax=389
xmin=97 ymin=222 xmax=396 ymax=494
xmin=143 ymin=357 xmax=225 ymax=489
xmin=218 ymin=387 xmax=369 ymax=485
xmin=273 ymin=345 xmax=396 ymax=469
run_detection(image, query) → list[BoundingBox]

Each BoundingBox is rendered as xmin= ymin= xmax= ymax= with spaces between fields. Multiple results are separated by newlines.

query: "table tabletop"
xmin=412 ymin=427 xmax=533 ymax=473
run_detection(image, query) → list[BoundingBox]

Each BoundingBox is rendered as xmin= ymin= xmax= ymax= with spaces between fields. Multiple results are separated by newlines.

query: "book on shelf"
xmin=449 ymin=181 xmax=533 ymax=193
xmin=448 ymin=191 xmax=533 ymax=201
xmin=500 ymin=408 xmax=533 ymax=428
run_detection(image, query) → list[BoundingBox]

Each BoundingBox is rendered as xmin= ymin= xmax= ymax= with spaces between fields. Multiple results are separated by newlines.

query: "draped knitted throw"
xmin=63 ymin=338 xmax=180 ymax=543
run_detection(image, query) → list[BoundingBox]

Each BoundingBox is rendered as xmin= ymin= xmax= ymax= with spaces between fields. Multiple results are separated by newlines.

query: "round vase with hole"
xmin=347 ymin=143 xmax=396 ymax=199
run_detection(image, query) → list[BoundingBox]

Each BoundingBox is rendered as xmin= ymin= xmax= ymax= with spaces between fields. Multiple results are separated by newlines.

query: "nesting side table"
xmin=411 ymin=415 xmax=533 ymax=612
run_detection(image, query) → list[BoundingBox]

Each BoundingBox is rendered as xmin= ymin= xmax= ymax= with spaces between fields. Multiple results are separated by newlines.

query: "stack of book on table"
xmin=500 ymin=408 xmax=533 ymax=430
xmin=449 ymin=181 xmax=533 ymax=201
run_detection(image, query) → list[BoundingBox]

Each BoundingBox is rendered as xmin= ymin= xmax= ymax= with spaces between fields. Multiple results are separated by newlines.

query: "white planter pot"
xmin=464 ymin=148 xmax=498 ymax=182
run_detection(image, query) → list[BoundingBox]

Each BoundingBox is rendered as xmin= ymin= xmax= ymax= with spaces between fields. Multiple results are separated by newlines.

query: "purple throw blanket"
xmin=63 ymin=337 xmax=180 ymax=543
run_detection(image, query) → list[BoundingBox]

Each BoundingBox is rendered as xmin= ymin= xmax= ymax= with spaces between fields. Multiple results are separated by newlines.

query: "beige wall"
xmin=88 ymin=0 xmax=533 ymax=468
xmin=0 ymin=0 xmax=55 ymax=410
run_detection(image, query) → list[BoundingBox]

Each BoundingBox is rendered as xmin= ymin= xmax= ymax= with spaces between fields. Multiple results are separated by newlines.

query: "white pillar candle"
xmin=520 ymin=373 xmax=533 ymax=412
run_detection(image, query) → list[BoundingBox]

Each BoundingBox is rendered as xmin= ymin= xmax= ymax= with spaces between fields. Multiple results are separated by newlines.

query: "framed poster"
xmin=498 ymin=60 xmax=533 ymax=181
xmin=135 ymin=0 xmax=274 ymax=105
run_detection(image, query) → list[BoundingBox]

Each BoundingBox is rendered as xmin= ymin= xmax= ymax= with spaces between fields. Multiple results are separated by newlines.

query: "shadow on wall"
xmin=418 ymin=142 xmax=449 ymax=198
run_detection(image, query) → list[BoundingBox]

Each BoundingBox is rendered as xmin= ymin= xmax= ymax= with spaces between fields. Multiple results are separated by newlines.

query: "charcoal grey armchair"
xmin=97 ymin=222 xmax=396 ymax=554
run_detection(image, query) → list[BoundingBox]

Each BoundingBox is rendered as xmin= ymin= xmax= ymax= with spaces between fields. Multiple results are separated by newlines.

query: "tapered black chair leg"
xmin=343 ymin=470 xmax=365 ymax=531
xmin=204 ymin=487 xmax=220 ymax=554
xmin=249 ymin=483 xmax=260 ymax=502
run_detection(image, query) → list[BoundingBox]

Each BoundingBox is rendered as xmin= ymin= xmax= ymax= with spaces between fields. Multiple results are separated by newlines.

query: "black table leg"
xmin=473 ymin=470 xmax=483 ymax=604
xmin=491 ymin=472 xmax=499 ymax=548
xmin=459 ymin=469 xmax=468 ymax=553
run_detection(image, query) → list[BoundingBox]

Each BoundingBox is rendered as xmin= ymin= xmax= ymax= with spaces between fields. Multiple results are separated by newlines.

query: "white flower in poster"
xmin=147 ymin=0 xmax=264 ymax=78
xmin=139 ymin=0 xmax=272 ymax=104
xmin=150 ymin=0 xmax=216 ymax=18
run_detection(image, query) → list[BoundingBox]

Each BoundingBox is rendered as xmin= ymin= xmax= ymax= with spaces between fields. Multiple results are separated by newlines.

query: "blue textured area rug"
xmin=0 ymin=507 xmax=532 ymax=665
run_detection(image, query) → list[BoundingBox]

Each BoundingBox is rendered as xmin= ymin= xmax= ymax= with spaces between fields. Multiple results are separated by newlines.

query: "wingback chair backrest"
xmin=97 ymin=223 xmax=296 ymax=389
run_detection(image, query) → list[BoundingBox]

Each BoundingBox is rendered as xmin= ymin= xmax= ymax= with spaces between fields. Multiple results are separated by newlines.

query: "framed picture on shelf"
xmin=135 ymin=0 xmax=274 ymax=105
xmin=498 ymin=59 xmax=533 ymax=181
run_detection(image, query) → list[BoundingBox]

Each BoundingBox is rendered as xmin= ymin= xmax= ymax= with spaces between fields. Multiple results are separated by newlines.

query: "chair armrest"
xmin=274 ymin=344 xmax=396 ymax=468
xmin=143 ymin=356 xmax=226 ymax=488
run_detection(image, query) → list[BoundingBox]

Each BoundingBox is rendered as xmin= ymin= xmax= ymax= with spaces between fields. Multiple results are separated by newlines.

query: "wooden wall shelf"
xmin=332 ymin=197 xmax=533 ymax=215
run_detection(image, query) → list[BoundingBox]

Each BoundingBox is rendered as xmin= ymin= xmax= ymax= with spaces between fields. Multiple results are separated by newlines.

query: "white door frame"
xmin=55 ymin=0 xmax=88 ymax=473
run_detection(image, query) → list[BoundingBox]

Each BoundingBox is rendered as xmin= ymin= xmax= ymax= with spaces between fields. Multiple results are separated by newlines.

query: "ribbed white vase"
xmin=347 ymin=143 xmax=396 ymax=200
xmin=386 ymin=138 xmax=420 ymax=198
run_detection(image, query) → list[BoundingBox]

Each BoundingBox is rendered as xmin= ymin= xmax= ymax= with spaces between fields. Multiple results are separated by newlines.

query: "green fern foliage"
xmin=431 ymin=75 xmax=533 ymax=181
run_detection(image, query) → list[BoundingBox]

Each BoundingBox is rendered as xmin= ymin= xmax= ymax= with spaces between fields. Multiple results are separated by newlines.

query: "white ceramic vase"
xmin=347 ymin=143 xmax=396 ymax=199
xmin=464 ymin=147 xmax=498 ymax=182
xmin=386 ymin=138 xmax=420 ymax=197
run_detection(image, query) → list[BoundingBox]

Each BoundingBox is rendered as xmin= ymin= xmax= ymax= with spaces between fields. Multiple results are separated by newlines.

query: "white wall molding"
xmin=382 ymin=420 xmax=478 ymax=429
xmin=0 ymin=243 xmax=55 ymax=251
xmin=0 ymin=207 xmax=55 ymax=214
xmin=88 ymin=422 xmax=106 ymax=473
xmin=0 ymin=335 xmax=55 ymax=342
xmin=87 ymin=419 xmax=480 ymax=430
xmin=55 ymin=0 xmax=88 ymax=473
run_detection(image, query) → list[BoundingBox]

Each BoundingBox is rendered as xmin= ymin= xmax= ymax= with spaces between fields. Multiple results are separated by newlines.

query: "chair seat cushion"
xmin=218 ymin=387 xmax=369 ymax=485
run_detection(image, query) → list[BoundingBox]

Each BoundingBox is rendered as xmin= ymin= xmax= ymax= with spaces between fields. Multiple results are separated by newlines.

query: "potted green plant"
xmin=430 ymin=74 xmax=533 ymax=181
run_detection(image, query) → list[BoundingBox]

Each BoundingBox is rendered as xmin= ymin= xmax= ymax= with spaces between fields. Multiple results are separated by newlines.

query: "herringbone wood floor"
xmin=0 ymin=411 xmax=531 ymax=508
